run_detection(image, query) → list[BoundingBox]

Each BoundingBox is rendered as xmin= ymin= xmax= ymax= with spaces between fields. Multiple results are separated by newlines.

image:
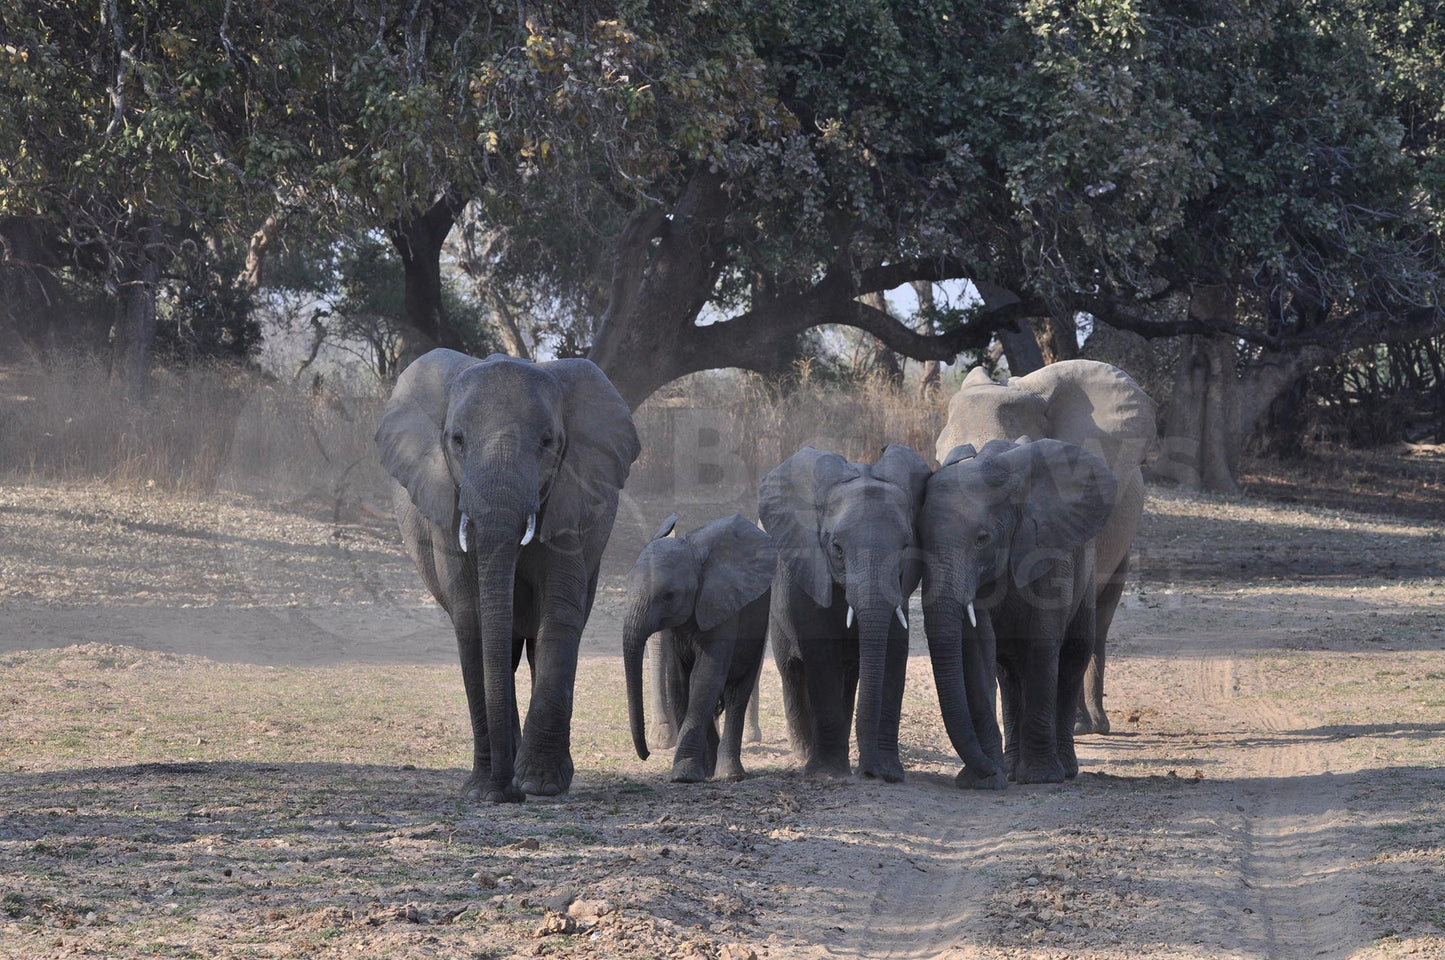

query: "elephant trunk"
xmin=852 ymin=604 xmax=894 ymax=778
xmin=923 ymin=596 xmax=1001 ymax=781
xmin=622 ymin=601 xmax=653 ymax=761
xmin=462 ymin=477 xmax=537 ymax=801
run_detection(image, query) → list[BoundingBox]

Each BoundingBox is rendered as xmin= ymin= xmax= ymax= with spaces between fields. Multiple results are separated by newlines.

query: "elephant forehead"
xmin=826 ymin=478 xmax=912 ymax=529
xmin=628 ymin=539 xmax=696 ymax=585
xmin=450 ymin=360 xmax=563 ymax=420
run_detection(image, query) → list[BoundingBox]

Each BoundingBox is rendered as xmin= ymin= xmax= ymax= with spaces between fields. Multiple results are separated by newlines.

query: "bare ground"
xmin=1 ymin=470 xmax=1443 ymax=960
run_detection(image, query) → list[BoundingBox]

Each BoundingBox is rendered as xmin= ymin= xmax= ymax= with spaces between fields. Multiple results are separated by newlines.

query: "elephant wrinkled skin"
xmin=376 ymin=350 xmax=639 ymax=802
xmin=921 ymin=438 xmax=1117 ymax=786
xmin=623 ymin=513 xmax=778 ymax=783
xmin=760 ymin=444 xmax=929 ymax=782
xmin=935 ymin=360 xmax=1155 ymax=735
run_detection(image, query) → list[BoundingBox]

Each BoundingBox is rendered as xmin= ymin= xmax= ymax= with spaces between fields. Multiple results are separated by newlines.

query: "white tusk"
xmin=845 ymin=606 xmax=855 ymax=630
xmin=967 ymin=602 xmax=977 ymax=628
xmin=895 ymin=606 xmax=908 ymax=630
xmin=520 ymin=513 xmax=536 ymax=546
xmin=458 ymin=512 xmax=471 ymax=553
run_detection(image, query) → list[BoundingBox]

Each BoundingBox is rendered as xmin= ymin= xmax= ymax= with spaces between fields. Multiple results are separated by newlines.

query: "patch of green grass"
xmin=551 ymin=825 xmax=603 ymax=844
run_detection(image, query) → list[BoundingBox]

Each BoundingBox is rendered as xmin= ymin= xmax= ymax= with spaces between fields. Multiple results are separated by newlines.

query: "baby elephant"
xmin=623 ymin=514 xmax=778 ymax=782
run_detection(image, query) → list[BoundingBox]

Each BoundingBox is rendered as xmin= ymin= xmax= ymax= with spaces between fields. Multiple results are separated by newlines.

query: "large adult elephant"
xmin=376 ymin=349 xmax=640 ymax=803
xmin=934 ymin=360 xmax=1155 ymax=734
xmin=921 ymin=438 xmax=1118 ymax=786
xmin=759 ymin=444 xmax=929 ymax=782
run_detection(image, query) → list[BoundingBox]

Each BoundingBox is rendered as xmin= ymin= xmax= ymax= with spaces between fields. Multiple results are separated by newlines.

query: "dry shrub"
xmin=0 ymin=355 xmax=388 ymax=508
xmin=629 ymin=366 xmax=947 ymax=500
xmin=0 ymin=356 xmax=945 ymax=512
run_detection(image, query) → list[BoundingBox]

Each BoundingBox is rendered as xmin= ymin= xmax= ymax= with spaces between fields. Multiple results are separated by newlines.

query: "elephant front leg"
xmin=1013 ymin=638 xmax=1067 ymax=784
xmin=798 ymin=635 xmax=853 ymax=779
xmin=513 ymin=593 xmax=585 ymax=796
xmin=672 ymin=645 xmax=729 ymax=783
xmin=455 ymin=626 xmax=525 ymax=803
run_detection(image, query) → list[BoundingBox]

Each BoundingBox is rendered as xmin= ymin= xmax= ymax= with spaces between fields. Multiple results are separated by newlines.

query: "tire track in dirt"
xmin=752 ymin=785 xmax=1004 ymax=959
xmin=1192 ymin=654 xmax=1364 ymax=960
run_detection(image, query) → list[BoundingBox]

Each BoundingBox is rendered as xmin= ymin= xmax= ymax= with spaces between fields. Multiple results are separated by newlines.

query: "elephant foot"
xmin=512 ymin=751 xmax=574 ymax=797
xmin=715 ymin=759 xmax=747 ymax=782
xmin=1012 ymin=756 xmax=1067 ymax=784
xmin=649 ymin=724 xmax=678 ymax=751
xmin=670 ymin=757 xmax=712 ymax=784
xmin=955 ymin=765 xmax=1008 ymax=791
xmin=462 ymin=772 xmax=525 ymax=804
xmin=857 ymin=755 xmax=906 ymax=784
xmin=1074 ymin=707 xmax=1110 ymax=736
xmin=744 ymin=723 xmax=763 ymax=745
xmin=803 ymin=756 xmax=852 ymax=780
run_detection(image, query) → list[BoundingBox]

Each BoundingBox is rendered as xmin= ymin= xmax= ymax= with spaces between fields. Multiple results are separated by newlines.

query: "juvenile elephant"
xmin=760 ymin=444 xmax=929 ymax=782
xmin=376 ymin=350 xmax=639 ymax=802
xmin=921 ymin=438 xmax=1117 ymax=786
xmin=936 ymin=360 xmax=1154 ymax=734
xmin=623 ymin=514 xmax=778 ymax=782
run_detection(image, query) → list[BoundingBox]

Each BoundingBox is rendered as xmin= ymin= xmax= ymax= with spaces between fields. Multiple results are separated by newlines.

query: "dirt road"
xmin=1 ymin=481 xmax=1442 ymax=959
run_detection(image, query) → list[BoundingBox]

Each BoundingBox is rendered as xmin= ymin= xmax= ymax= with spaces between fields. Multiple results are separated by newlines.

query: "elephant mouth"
xmin=457 ymin=511 xmax=538 ymax=553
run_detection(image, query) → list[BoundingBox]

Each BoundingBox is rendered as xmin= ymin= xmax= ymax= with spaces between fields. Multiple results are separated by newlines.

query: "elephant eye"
xmin=975 ymin=531 xmax=990 ymax=547
xmin=831 ymin=540 xmax=845 ymax=561
xmin=450 ymin=432 xmax=464 ymax=449
xmin=540 ymin=433 xmax=554 ymax=449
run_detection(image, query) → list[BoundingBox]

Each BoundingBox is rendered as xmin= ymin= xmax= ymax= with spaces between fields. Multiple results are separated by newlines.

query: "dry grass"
xmin=629 ymin=366 xmax=947 ymax=497
xmin=0 ymin=357 xmax=946 ymax=509
xmin=0 ymin=357 xmax=389 ymax=510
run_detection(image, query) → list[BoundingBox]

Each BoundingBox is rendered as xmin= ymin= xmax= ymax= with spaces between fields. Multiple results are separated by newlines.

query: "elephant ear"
xmin=1001 ymin=439 xmax=1119 ymax=587
xmin=1016 ymin=359 xmax=1157 ymax=468
xmin=691 ymin=515 xmax=780 ymax=632
xmin=941 ymin=443 xmax=977 ymax=467
xmin=537 ymin=359 xmax=642 ymax=543
xmin=759 ymin=446 xmax=855 ymax=608
xmin=870 ymin=444 xmax=931 ymax=599
xmin=375 ymin=348 xmax=480 ymax=534
xmin=651 ymin=513 xmax=680 ymax=541
xmin=870 ymin=444 xmax=930 ymax=516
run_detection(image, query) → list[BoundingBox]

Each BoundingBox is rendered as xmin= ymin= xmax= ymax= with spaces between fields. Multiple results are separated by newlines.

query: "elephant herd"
xmin=376 ymin=350 xmax=1155 ymax=803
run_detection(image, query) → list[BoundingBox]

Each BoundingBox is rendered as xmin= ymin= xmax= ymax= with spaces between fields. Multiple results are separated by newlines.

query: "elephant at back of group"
xmin=935 ymin=360 xmax=1155 ymax=734
xmin=623 ymin=513 xmax=778 ymax=782
xmin=759 ymin=444 xmax=929 ymax=782
xmin=376 ymin=350 xmax=640 ymax=802
xmin=921 ymin=438 xmax=1118 ymax=786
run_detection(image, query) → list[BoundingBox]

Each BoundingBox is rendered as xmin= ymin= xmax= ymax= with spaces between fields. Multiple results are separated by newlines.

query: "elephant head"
xmin=759 ymin=444 xmax=929 ymax=777
xmin=919 ymin=438 xmax=1117 ymax=780
xmin=935 ymin=360 xmax=1156 ymax=474
xmin=622 ymin=513 xmax=779 ymax=761
xmin=375 ymin=349 xmax=639 ymax=799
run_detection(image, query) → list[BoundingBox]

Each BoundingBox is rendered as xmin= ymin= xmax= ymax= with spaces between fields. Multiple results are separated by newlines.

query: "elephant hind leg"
xmin=744 ymin=673 xmax=763 ymax=744
xmin=778 ymin=655 xmax=813 ymax=763
xmin=1077 ymin=554 xmax=1129 ymax=736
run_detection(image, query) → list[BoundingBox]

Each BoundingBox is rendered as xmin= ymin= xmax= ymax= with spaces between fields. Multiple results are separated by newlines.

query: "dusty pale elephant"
xmin=376 ymin=350 xmax=639 ymax=802
xmin=935 ymin=360 xmax=1155 ymax=734
xmin=760 ymin=444 xmax=929 ymax=782
xmin=623 ymin=513 xmax=778 ymax=783
xmin=921 ymin=438 xmax=1118 ymax=786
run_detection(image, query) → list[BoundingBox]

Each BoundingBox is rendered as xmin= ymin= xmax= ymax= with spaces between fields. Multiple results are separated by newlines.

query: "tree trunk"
xmin=109 ymin=221 xmax=162 ymax=399
xmin=1156 ymin=287 xmax=1329 ymax=493
xmin=1037 ymin=308 xmax=1080 ymax=364
xmin=859 ymin=292 xmax=903 ymax=387
xmin=913 ymin=281 xmax=942 ymax=401
xmin=975 ymin=281 xmax=1045 ymax=377
xmin=389 ymin=192 xmax=466 ymax=370
xmin=239 ymin=215 xmax=279 ymax=294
